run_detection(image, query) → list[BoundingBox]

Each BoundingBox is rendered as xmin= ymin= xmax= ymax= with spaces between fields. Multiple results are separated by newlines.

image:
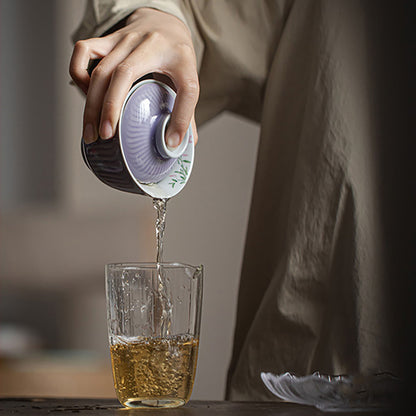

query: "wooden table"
xmin=0 ymin=398 xmax=397 ymax=415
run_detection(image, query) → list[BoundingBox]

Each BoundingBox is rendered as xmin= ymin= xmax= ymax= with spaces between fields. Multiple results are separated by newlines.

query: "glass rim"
xmin=105 ymin=262 xmax=203 ymax=272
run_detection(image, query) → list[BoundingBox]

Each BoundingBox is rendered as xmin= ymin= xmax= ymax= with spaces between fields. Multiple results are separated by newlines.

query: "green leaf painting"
xmin=169 ymin=156 xmax=191 ymax=188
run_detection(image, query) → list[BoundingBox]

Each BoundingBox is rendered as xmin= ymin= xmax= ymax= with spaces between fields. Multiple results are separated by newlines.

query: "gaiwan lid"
xmin=119 ymin=79 xmax=194 ymax=199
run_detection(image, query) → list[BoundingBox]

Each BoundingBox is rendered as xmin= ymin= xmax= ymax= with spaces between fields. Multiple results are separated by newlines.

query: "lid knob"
xmin=155 ymin=113 xmax=189 ymax=159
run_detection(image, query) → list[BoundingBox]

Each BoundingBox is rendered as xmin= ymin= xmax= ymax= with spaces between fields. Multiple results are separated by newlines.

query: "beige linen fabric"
xmin=74 ymin=0 xmax=412 ymax=401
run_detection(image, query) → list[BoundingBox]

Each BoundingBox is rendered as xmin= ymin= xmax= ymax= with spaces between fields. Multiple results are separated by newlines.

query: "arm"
xmin=70 ymin=0 xmax=287 ymax=144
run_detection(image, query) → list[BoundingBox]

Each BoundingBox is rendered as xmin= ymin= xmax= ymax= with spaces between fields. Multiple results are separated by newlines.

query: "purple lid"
xmin=119 ymin=80 xmax=177 ymax=184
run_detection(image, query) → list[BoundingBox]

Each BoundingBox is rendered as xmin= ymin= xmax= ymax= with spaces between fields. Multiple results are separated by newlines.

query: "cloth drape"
xmin=74 ymin=0 xmax=414 ymax=401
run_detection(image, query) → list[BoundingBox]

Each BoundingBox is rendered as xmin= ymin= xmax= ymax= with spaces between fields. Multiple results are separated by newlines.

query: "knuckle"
xmin=114 ymin=62 xmax=134 ymax=79
xmin=180 ymin=77 xmax=200 ymax=100
xmin=122 ymin=31 xmax=141 ymax=45
xmin=102 ymin=99 xmax=117 ymax=115
xmin=68 ymin=64 xmax=78 ymax=79
xmin=91 ymin=64 xmax=110 ymax=79
xmin=185 ymin=78 xmax=200 ymax=95
xmin=70 ymin=42 xmax=89 ymax=78
xmin=144 ymin=30 xmax=164 ymax=44
xmin=176 ymin=42 xmax=196 ymax=62
xmin=74 ymin=39 xmax=88 ymax=52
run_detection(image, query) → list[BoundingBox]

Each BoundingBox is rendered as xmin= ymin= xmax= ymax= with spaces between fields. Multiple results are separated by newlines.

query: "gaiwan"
xmin=81 ymin=79 xmax=195 ymax=199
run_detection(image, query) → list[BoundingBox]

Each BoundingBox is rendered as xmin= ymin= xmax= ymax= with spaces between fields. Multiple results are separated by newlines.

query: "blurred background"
xmin=0 ymin=0 xmax=259 ymax=399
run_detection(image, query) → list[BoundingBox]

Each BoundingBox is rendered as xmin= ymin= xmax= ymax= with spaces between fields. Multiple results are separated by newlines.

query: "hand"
xmin=69 ymin=8 xmax=199 ymax=146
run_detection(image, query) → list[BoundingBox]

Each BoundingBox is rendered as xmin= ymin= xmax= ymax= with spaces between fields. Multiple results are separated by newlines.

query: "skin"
xmin=69 ymin=8 xmax=199 ymax=146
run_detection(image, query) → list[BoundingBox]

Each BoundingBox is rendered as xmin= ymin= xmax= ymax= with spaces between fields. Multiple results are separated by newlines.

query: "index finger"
xmin=98 ymin=41 xmax=164 ymax=139
xmin=69 ymin=38 xmax=115 ymax=94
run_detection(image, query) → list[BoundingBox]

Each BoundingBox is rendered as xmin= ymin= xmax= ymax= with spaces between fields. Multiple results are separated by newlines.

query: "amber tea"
xmin=110 ymin=335 xmax=199 ymax=407
xmin=105 ymin=263 xmax=203 ymax=409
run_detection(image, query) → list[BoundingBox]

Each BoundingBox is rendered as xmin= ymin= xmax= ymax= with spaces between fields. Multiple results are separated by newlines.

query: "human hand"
xmin=69 ymin=8 xmax=199 ymax=146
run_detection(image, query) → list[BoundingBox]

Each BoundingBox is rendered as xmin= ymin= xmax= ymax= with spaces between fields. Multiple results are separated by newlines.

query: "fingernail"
xmin=167 ymin=132 xmax=180 ymax=148
xmin=100 ymin=120 xmax=113 ymax=140
xmin=83 ymin=123 xmax=96 ymax=144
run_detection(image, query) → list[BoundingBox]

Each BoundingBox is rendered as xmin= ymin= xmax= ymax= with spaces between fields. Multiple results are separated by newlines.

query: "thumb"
xmin=165 ymin=79 xmax=199 ymax=148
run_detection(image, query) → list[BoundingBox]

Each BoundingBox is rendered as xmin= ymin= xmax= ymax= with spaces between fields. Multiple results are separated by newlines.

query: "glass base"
xmin=123 ymin=398 xmax=186 ymax=409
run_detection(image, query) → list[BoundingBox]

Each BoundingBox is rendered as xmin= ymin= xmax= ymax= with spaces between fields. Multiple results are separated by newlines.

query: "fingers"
xmin=70 ymin=9 xmax=200 ymax=148
xmin=84 ymin=34 xmax=144 ymax=142
xmin=164 ymin=44 xmax=199 ymax=148
xmin=165 ymin=74 xmax=199 ymax=148
xmin=94 ymin=36 xmax=199 ymax=147
xmin=98 ymin=34 xmax=162 ymax=140
xmin=70 ymin=35 xmax=122 ymax=143
xmin=69 ymin=37 xmax=115 ymax=95
xmin=80 ymin=32 xmax=161 ymax=143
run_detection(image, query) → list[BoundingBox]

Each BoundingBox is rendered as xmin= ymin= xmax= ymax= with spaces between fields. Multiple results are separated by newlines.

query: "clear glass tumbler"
xmin=105 ymin=262 xmax=203 ymax=409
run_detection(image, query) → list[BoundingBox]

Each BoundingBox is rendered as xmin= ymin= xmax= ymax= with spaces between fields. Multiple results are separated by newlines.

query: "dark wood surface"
xmin=0 ymin=398 xmax=397 ymax=415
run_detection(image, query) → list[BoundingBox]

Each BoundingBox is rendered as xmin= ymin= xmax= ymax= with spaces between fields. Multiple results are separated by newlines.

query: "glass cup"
xmin=105 ymin=262 xmax=203 ymax=409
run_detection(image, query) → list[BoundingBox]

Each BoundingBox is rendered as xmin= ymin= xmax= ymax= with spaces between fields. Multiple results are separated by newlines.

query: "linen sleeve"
xmin=72 ymin=0 xmax=292 ymax=125
xmin=72 ymin=0 xmax=204 ymax=69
